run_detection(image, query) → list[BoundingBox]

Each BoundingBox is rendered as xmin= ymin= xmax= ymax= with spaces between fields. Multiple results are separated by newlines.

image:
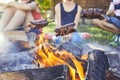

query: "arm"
xmin=74 ymin=5 xmax=82 ymax=30
xmin=106 ymin=10 xmax=114 ymax=16
xmin=6 ymin=1 xmax=37 ymax=11
xmin=106 ymin=2 xmax=115 ymax=16
xmin=55 ymin=3 xmax=61 ymax=28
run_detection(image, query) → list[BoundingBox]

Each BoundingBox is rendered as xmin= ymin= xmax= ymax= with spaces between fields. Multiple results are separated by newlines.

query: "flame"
xmin=36 ymin=33 xmax=85 ymax=80
xmin=81 ymin=53 xmax=88 ymax=60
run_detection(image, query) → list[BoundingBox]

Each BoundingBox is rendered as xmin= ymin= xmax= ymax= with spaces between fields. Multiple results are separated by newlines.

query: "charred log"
xmin=0 ymin=65 xmax=69 ymax=80
xmin=85 ymin=50 xmax=109 ymax=80
xmin=105 ymin=53 xmax=120 ymax=80
xmin=106 ymin=71 xmax=120 ymax=80
xmin=58 ymin=42 xmax=83 ymax=56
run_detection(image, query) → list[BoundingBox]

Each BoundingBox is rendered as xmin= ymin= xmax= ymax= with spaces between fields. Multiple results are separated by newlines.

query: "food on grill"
xmin=55 ymin=23 xmax=76 ymax=36
xmin=81 ymin=8 xmax=106 ymax=20
xmin=30 ymin=19 xmax=49 ymax=29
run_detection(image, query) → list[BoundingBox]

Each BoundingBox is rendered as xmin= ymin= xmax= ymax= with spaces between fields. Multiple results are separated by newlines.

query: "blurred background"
xmin=0 ymin=0 xmax=114 ymax=45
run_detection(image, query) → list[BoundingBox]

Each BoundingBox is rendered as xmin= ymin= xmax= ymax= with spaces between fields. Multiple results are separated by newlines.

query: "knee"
xmin=5 ymin=7 xmax=16 ymax=12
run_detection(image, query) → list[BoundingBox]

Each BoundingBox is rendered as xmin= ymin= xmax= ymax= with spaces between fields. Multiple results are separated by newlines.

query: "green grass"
xmin=43 ymin=21 xmax=115 ymax=45
xmin=43 ymin=22 xmax=56 ymax=33
xmin=78 ymin=24 xmax=115 ymax=45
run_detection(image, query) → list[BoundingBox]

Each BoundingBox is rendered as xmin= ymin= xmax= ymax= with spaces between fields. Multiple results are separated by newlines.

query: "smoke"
xmin=0 ymin=43 xmax=38 ymax=73
xmin=0 ymin=32 xmax=38 ymax=73
xmin=71 ymin=39 xmax=120 ymax=55
xmin=0 ymin=50 xmax=38 ymax=73
xmin=0 ymin=32 xmax=22 ymax=54
xmin=0 ymin=32 xmax=12 ymax=54
xmin=86 ymin=42 xmax=120 ymax=54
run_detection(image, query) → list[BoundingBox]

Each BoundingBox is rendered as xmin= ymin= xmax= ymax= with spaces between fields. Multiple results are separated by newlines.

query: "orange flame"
xmin=36 ymin=33 xmax=85 ymax=80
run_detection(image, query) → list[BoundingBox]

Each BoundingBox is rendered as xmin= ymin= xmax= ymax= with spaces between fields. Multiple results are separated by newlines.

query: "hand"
xmin=106 ymin=10 xmax=114 ymax=16
xmin=24 ymin=26 xmax=31 ymax=32
xmin=24 ymin=23 xmax=36 ymax=32
xmin=73 ymin=26 xmax=77 ymax=31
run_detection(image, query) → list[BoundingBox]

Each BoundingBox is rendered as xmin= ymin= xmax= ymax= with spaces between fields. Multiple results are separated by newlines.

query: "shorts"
xmin=106 ymin=16 xmax=120 ymax=29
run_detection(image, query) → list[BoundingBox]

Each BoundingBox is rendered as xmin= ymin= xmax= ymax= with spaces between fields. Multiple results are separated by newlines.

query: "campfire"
xmin=35 ymin=33 xmax=86 ymax=80
xmin=0 ymin=19 xmax=120 ymax=80
xmin=34 ymin=32 xmax=111 ymax=80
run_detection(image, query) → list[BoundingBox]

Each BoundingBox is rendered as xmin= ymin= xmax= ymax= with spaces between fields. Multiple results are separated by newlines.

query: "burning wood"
xmin=58 ymin=42 xmax=83 ymax=56
xmin=0 ymin=65 xmax=69 ymax=80
xmin=85 ymin=50 xmax=109 ymax=80
xmin=35 ymin=32 xmax=120 ymax=80
xmin=35 ymin=33 xmax=86 ymax=80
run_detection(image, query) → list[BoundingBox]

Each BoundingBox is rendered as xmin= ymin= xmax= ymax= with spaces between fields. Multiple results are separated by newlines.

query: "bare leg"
xmin=93 ymin=19 xmax=120 ymax=34
xmin=0 ymin=7 xmax=16 ymax=30
xmin=23 ymin=12 xmax=34 ymax=32
xmin=23 ymin=11 xmax=34 ymax=26
xmin=103 ymin=22 xmax=120 ymax=34
xmin=4 ymin=10 xmax=27 ymax=31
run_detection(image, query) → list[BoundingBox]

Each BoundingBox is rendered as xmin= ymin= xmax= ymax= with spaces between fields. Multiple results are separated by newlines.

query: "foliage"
xmin=36 ymin=0 xmax=51 ymax=10
xmin=43 ymin=22 xmax=56 ymax=33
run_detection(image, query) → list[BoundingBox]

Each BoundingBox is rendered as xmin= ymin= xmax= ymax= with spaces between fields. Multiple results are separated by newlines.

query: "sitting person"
xmin=0 ymin=0 xmax=42 ymax=49
xmin=54 ymin=0 xmax=91 ymax=45
xmin=55 ymin=0 xmax=81 ymax=30
xmin=93 ymin=0 xmax=120 ymax=47
xmin=0 ymin=0 xmax=41 ymax=31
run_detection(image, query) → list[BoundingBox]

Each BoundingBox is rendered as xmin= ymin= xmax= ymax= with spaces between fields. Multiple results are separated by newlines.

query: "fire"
xmin=36 ymin=33 xmax=86 ymax=80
